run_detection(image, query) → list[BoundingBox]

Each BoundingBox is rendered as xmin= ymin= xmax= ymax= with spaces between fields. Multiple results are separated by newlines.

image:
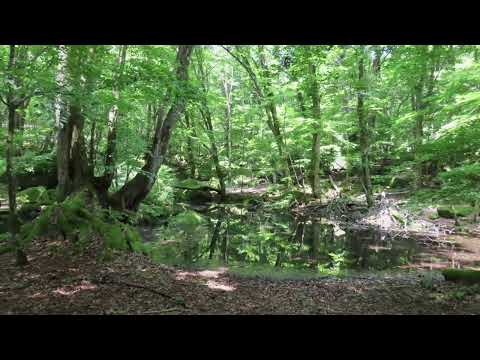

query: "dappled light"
xmin=53 ymin=281 xmax=97 ymax=296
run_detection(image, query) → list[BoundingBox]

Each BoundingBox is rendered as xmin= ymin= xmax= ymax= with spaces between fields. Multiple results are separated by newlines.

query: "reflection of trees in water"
xmin=221 ymin=217 xmax=229 ymax=263
xmin=208 ymin=218 xmax=222 ymax=259
xmin=158 ymin=207 xmax=424 ymax=270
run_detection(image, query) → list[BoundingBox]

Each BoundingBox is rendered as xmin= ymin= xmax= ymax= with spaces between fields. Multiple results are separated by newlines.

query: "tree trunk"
xmin=222 ymin=66 xmax=233 ymax=174
xmin=195 ymin=47 xmax=227 ymax=198
xmin=68 ymin=104 xmax=89 ymax=190
xmin=184 ymin=111 xmax=197 ymax=178
xmin=209 ymin=218 xmax=222 ymax=259
xmin=223 ymin=45 xmax=294 ymax=182
xmin=5 ymin=45 xmax=28 ymax=266
xmin=55 ymin=45 xmax=70 ymax=202
xmin=89 ymin=117 xmax=97 ymax=175
xmin=307 ymin=62 xmax=322 ymax=198
xmin=110 ymin=45 xmax=194 ymax=211
xmin=199 ymin=107 xmax=226 ymax=198
xmin=357 ymin=50 xmax=374 ymax=208
xmin=103 ymin=45 xmax=128 ymax=189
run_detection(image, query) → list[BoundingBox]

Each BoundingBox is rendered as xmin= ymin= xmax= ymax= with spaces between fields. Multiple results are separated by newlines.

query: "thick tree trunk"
xmin=357 ymin=52 xmax=374 ymax=208
xmin=55 ymin=45 xmax=70 ymax=202
xmin=110 ymin=45 xmax=194 ymax=211
xmin=68 ymin=105 xmax=89 ymax=190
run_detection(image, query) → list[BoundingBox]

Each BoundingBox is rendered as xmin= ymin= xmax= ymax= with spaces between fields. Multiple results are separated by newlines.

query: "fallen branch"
xmin=0 ymin=282 xmax=32 ymax=292
xmin=95 ymin=276 xmax=186 ymax=306
xmin=141 ymin=307 xmax=186 ymax=314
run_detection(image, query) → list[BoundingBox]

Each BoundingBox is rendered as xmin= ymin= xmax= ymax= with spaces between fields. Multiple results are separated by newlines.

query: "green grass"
xmin=227 ymin=263 xmax=348 ymax=280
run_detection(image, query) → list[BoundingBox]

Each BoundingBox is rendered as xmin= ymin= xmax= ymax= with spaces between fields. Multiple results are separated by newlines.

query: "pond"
xmin=139 ymin=204 xmax=479 ymax=273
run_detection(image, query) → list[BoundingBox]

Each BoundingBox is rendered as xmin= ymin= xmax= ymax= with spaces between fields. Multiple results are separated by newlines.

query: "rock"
xmin=442 ymin=269 xmax=480 ymax=285
xmin=437 ymin=206 xmax=473 ymax=219
xmin=421 ymin=207 xmax=439 ymax=220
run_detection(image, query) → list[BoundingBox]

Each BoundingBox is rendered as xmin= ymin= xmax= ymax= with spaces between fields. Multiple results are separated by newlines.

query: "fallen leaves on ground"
xmin=0 ymin=237 xmax=478 ymax=315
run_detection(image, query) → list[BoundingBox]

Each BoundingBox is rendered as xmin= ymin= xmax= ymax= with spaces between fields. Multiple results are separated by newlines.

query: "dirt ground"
xmin=1 ymin=236 xmax=478 ymax=315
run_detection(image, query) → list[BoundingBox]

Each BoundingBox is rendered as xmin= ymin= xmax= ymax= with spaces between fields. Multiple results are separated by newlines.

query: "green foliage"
xmin=138 ymin=166 xmax=176 ymax=223
xmin=17 ymin=186 xmax=55 ymax=206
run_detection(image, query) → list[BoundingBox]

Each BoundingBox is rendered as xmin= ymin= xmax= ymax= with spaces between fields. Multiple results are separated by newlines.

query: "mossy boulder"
xmin=186 ymin=189 xmax=214 ymax=203
xmin=442 ymin=269 xmax=480 ymax=285
xmin=20 ymin=189 xmax=144 ymax=254
xmin=437 ymin=206 xmax=473 ymax=219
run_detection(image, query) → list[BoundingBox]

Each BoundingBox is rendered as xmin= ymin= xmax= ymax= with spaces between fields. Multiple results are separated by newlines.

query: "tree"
xmin=356 ymin=46 xmax=374 ymax=207
xmin=110 ymin=45 xmax=194 ymax=210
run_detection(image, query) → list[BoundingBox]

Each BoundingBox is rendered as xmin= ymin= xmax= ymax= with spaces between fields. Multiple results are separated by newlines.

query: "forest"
xmin=0 ymin=44 xmax=479 ymax=315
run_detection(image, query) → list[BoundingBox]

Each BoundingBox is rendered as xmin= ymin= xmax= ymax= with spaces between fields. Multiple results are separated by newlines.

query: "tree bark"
xmin=103 ymin=45 xmax=128 ymax=189
xmin=357 ymin=50 xmax=374 ymax=208
xmin=195 ymin=48 xmax=227 ymax=198
xmin=184 ymin=111 xmax=197 ymax=178
xmin=223 ymin=46 xmax=295 ymax=182
xmin=55 ymin=45 xmax=70 ymax=202
xmin=222 ymin=65 xmax=233 ymax=171
xmin=307 ymin=61 xmax=322 ymax=199
xmin=5 ymin=45 xmax=28 ymax=266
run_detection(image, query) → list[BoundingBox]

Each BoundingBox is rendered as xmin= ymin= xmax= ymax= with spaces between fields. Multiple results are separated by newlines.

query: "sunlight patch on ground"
xmin=206 ymin=280 xmax=235 ymax=291
xmin=175 ymin=267 xmax=228 ymax=280
xmin=53 ymin=280 xmax=97 ymax=296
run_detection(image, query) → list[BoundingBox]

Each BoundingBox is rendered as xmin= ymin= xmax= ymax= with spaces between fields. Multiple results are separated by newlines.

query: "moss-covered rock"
xmin=437 ymin=206 xmax=473 ymax=219
xmin=442 ymin=269 xmax=480 ymax=285
xmin=20 ymin=189 xmax=144 ymax=254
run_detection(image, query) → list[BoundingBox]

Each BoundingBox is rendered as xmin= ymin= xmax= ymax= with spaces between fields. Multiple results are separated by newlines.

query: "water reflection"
xmin=141 ymin=206 xmax=465 ymax=271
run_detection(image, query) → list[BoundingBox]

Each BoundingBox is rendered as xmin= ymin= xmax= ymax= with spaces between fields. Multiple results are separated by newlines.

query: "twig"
xmin=0 ymin=282 xmax=32 ymax=292
xmin=96 ymin=276 xmax=186 ymax=306
xmin=141 ymin=307 xmax=185 ymax=314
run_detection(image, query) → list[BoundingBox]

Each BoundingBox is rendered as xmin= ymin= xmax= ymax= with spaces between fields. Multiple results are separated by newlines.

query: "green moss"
xmin=442 ymin=269 xmax=480 ymax=285
xmin=20 ymin=189 xmax=144 ymax=254
xmin=437 ymin=206 xmax=474 ymax=219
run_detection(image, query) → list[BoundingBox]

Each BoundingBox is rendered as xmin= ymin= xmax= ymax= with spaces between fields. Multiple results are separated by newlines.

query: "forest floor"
xmin=1 ymin=235 xmax=479 ymax=315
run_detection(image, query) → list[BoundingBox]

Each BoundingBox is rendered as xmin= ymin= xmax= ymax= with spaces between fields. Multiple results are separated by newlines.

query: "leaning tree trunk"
xmin=110 ymin=45 xmax=194 ymax=211
xmin=357 ymin=51 xmax=374 ymax=208
xmin=223 ymin=45 xmax=295 ymax=183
